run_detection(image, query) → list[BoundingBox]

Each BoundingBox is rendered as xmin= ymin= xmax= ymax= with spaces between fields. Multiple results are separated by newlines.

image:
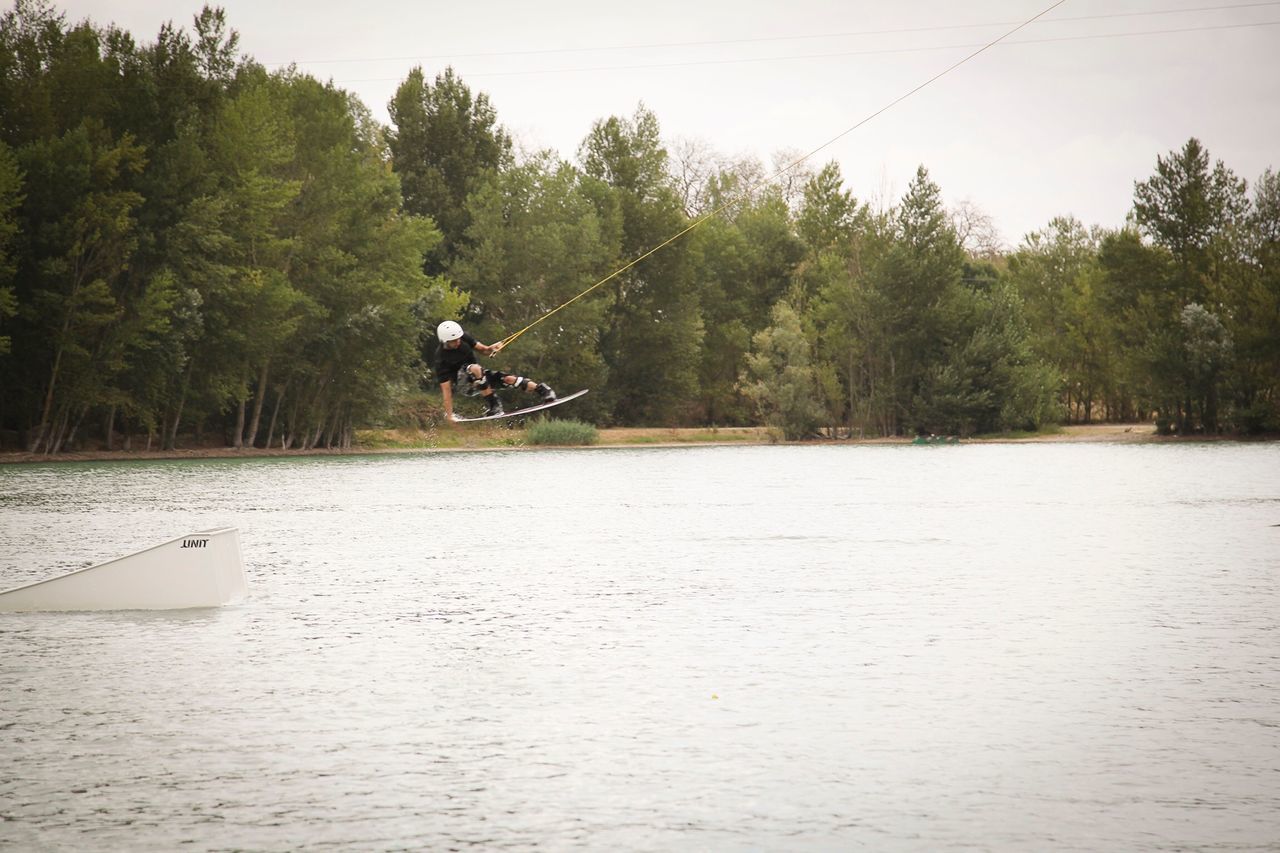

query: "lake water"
xmin=1 ymin=443 xmax=1278 ymax=851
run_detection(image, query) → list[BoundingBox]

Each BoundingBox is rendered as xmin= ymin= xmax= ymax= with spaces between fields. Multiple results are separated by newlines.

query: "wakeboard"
xmin=453 ymin=388 xmax=589 ymax=423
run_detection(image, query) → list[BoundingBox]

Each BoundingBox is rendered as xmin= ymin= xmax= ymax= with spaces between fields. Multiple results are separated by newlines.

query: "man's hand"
xmin=487 ymin=341 xmax=504 ymax=358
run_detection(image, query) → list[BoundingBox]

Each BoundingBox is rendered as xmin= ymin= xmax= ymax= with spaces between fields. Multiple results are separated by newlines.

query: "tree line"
xmin=1 ymin=2 xmax=1276 ymax=452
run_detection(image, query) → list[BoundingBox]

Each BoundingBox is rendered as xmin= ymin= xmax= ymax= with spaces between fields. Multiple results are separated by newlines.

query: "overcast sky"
xmin=51 ymin=0 xmax=1280 ymax=246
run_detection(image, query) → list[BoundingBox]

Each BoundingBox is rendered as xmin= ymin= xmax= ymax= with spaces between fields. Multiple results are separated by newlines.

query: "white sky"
xmin=52 ymin=0 xmax=1280 ymax=246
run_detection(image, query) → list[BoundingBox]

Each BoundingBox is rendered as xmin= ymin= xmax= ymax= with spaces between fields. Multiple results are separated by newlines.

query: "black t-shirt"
xmin=434 ymin=332 xmax=480 ymax=384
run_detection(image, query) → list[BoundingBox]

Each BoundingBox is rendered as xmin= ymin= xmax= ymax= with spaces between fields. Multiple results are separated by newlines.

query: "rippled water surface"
xmin=1 ymin=443 xmax=1278 ymax=851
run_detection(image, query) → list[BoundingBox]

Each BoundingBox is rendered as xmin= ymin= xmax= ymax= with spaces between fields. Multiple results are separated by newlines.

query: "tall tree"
xmin=913 ymin=268 xmax=1059 ymax=435
xmin=1133 ymin=137 xmax=1248 ymax=301
xmin=1129 ymin=138 xmax=1250 ymax=432
xmin=0 ymin=141 xmax=20 ymax=356
xmin=741 ymin=300 xmax=824 ymax=440
xmin=388 ymin=66 xmax=511 ymax=275
xmin=796 ymin=161 xmax=860 ymax=258
xmin=1008 ymin=217 xmax=1114 ymax=421
xmin=1228 ymin=168 xmax=1280 ymax=431
xmin=273 ymin=76 xmax=448 ymax=450
xmin=16 ymin=121 xmax=145 ymax=452
xmin=791 ymin=162 xmax=868 ymax=429
xmin=1096 ymin=229 xmax=1184 ymax=431
xmin=871 ymin=166 xmax=965 ymax=433
xmin=162 ymin=71 xmax=301 ymax=448
xmin=691 ymin=180 xmax=803 ymax=425
xmin=579 ymin=105 xmax=703 ymax=424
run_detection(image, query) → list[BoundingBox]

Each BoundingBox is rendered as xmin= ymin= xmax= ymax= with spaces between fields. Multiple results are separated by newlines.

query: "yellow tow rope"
xmin=494 ymin=0 xmax=1067 ymax=353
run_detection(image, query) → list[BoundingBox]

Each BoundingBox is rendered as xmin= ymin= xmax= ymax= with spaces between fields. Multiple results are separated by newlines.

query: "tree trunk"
xmin=847 ymin=350 xmax=855 ymax=436
xmin=232 ymin=396 xmax=246 ymax=449
xmin=284 ymin=391 xmax=302 ymax=450
xmin=325 ymin=406 xmax=342 ymax=449
xmin=47 ymin=405 xmax=71 ymax=455
xmin=105 ymin=405 xmax=116 ymax=450
xmin=166 ymin=400 xmax=183 ymax=450
xmin=266 ymin=379 xmax=288 ymax=452
xmin=246 ymin=359 xmax=270 ymax=448
xmin=63 ymin=404 xmax=89 ymax=451
xmin=30 ymin=339 xmax=67 ymax=453
xmin=888 ymin=350 xmax=897 ymax=437
xmin=1206 ymin=379 xmax=1220 ymax=433
xmin=167 ymin=363 xmax=193 ymax=450
xmin=165 ymin=411 xmax=178 ymax=450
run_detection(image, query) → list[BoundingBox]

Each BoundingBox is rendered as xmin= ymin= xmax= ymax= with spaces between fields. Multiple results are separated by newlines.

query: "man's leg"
xmin=497 ymin=373 xmax=555 ymax=403
xmin=463 ymin=365 xmax=503 ymax=415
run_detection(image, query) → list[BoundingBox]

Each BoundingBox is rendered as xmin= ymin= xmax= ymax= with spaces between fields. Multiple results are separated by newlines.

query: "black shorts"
xmin=455 ymin=364 xmax=512 ymax=395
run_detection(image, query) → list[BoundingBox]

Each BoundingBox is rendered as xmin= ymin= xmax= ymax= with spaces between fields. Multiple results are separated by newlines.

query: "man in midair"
xmin=433 ymin=321 xmax=555 ymax=420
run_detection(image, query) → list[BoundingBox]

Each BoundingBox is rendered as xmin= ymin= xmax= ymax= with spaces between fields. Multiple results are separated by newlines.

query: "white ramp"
xmin=0 ymin=527 xmax=248 ymax=612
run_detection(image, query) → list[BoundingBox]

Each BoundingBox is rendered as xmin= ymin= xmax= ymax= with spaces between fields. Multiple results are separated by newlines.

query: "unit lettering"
xmin=180 ymin=539 xmax=209 ymax=549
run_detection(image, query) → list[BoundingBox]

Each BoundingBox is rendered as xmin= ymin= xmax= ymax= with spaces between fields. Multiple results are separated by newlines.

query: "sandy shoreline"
xmin=1 ymin=423 xmax=1256 ymax=465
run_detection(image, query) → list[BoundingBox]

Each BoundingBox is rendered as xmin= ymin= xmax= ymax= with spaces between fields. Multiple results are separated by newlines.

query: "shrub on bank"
xmin=524 ymin=419 xmax=599 ymax=446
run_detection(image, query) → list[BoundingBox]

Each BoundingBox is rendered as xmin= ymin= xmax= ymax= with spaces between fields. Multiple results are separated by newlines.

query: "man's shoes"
xmin=485 ymin=397 xmax=504 ymax=417
xmin=536 ymin=383 xmax=556 ymax=404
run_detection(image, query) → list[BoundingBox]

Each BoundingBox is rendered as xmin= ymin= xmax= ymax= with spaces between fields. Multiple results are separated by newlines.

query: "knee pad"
xmin=456 ymin=366 xmax=488 ymax=395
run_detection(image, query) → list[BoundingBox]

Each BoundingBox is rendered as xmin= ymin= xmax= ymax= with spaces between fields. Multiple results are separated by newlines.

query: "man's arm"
xmin=440 ymin=380 xmax=456 ymax=422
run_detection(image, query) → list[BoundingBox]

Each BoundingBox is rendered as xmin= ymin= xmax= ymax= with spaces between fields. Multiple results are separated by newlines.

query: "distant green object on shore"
xmin=912 ymin=435 xmax=960 ymax=445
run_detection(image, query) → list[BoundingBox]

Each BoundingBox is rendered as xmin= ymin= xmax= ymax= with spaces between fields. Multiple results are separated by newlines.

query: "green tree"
xmin=869 ymin=166 xmax=965 ymax=434
xmin=688 ymin=216 xmax=752 ymax=424
xmin=388 ymin=66 xmax=511 ymax=275
xmin=162 ymin=71 xmax=301 ymax=448
xmin=691 ymin=178 xmax=804 ymax=425
xmin=1007 ymin=217 xmax=1114 ymax=421
xmin=16 ymin=121 xmax=145 ymax=452
xmin=1095 ymin=229 xmax=1183 ymax=431
xmin=191 ymin=5 xmax=238 ymax=84
xmin=741 ymin=300 xmax=824 ymax=440
xmin=579 ymin=105 xmax=703 ymax=424
xmin=1179 ymin=302 xmax=1232 ymax=432
xmin=796 ymin=161 xmax=861 ymax=257
xmin=1133 ymin=137 xmax=1248 ymax=302
xmin=811 ymin=248 xmax=881 ymax=435
xmin=579 ymin=105 xmax=668 ymax=200
xmin=795 ymin=161 xmax=874 ymax=432
xmin=1128 ymin=138 xmax=1250 ymax=432
xmin=0 ymin=141 xmax=21 ymax=356
xmin=809 ymin=166 xmax=1056 ymax=437
xmin=1231 ymin=169 xmax=1280 ymax=430
xmin=914 ymin=273 xmax=1058 ymax=435
xmin=272 ymin=75 xmax=447 ymax=450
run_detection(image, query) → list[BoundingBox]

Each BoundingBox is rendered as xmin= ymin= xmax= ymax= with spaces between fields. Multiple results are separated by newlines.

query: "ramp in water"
xmin=0 ymin=527 xmax=248 ymax=612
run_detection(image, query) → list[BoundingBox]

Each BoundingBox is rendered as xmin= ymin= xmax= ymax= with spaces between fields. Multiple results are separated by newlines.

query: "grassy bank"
xmin=355 ymin=422 xmax=770 ymax=451
xmin=1 ymin=423 xmax=1198 ymax=465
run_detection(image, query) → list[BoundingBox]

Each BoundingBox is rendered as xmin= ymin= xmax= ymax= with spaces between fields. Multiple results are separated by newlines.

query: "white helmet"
xmin=437 ymin=320 xmax=464 ymax=343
